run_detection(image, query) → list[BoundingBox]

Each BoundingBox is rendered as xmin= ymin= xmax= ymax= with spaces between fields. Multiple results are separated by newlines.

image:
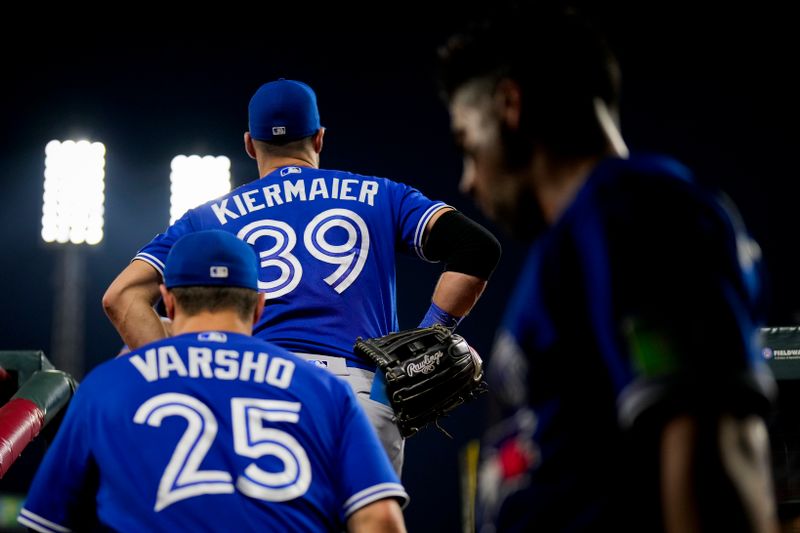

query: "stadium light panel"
xmin=170 ymin=155 xmax=231 ymax=224
xmin=42 ymin=139 xmax=106 ymax=245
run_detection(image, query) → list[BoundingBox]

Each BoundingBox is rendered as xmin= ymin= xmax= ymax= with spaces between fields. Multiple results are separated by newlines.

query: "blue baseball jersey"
xmin=135 ymin=166 xmax=446 ymax=366
xmin=20 ymin=332 xmax=407 ymax=532
xmin=477 ymin=155 xmax=774 ymax=531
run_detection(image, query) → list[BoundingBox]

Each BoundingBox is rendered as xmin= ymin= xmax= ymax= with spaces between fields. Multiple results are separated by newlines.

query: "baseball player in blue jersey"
xmin=438 ymin=9 xmax=778 ymax=533
xmin=22 ymin=230 xmax=408 ymax=532
xmin=103 ymin=79 xmax=500 ymax=473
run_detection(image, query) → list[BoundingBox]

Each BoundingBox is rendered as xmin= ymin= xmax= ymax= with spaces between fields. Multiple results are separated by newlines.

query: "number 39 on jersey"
xmin=237 ymin=208 xmax=369 ymax=298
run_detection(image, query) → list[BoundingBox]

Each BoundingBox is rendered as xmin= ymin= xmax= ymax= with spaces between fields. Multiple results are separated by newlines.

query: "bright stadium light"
xmin=42 ymin=139 xmax=106 ymax=245
xmin=170 ymin=155 xmax=231 ymax=224
xmin=41 ymin=138 xmax=105 ymax=379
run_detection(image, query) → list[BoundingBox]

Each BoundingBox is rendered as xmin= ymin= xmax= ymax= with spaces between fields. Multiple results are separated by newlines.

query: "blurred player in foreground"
xmin=21 ymin=230 xmax=407 ymax=532
xmin=438 ymin=8 xmax=778 ymax=532
xmin=103 ymin=79 xmax=500 ymax=473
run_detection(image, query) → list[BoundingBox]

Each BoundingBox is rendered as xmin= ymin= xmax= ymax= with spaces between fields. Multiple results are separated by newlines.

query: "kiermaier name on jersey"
xmin=212 ymin=177 xmax=380 ymax=225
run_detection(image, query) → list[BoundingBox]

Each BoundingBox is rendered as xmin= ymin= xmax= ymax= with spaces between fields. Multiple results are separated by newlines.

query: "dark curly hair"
xmin=437 ymin=7 xmax=621 ymax=157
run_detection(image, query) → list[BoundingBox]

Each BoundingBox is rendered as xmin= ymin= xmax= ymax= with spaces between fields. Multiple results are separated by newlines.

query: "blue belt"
xmin=369 ymin=370 xmax=391 ymax=406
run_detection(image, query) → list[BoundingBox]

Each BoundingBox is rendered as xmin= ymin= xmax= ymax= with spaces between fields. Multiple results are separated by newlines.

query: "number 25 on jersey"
xmin=134 ymin=394 xmax=312 ymax=512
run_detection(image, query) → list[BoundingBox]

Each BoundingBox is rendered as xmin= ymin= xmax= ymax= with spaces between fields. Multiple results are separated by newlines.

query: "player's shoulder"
xmin=266 ymin=165 xmax=415 ymax=198
xmin=77 ymin=347 xmax=148 ymax=396
xmin=208 ymin=333 xmax=354 ymax=390
xmin=316 ymin=166 xmax=391 ymax=184
xmin=191 ymin=171 xmax=271 ymax=210
xmin=215 ymin=177 xmax=263 ymax=202
xmin=573 ymin=154 xmax=725 ymax=224
xmin=91 ymin=334 xmax=201 ymax=384
xmin=590 ymin=154 xmax=694 ymax=199
xmin=214 ymin=333 xmax=301 ymax=364
xmin=573 ymin=154 xmax=752 ymax=267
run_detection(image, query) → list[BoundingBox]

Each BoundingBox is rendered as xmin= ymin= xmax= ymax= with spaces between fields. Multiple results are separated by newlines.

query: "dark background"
xmin=1 ymin=2 xmax=796 ymax=531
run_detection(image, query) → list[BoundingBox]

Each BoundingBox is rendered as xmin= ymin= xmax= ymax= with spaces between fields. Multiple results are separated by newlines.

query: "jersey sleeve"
xmin=133 ymin=211 xmax=197 ymax=277
xmin=387 ymin=179 xmax=448 ymax=261
xmin=581 ymin=179 xmax=774 ymax=428
xmin=19 ymin=384 xmax=98 ymax=532
xmin=334 ymin=384 xmax=408 ymax=521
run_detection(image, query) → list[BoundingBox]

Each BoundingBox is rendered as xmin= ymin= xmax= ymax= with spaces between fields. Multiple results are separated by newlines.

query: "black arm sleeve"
xmin=422 ymin=210 xmax=501 ymax=279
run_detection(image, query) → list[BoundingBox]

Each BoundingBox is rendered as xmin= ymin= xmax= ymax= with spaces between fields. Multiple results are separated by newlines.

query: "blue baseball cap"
xmin=164 ymin=230 xmax=259 ymax=290
xmin=248 ymin=79 xmax=321 ymax=142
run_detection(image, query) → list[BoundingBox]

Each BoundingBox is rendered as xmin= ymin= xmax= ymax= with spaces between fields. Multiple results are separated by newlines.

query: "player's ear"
xmin=159 ymin=284 xmax=176 ymax=320
xmin=253 ymin=292 xmax=266 ymax=324
xmin=244 ymin=132 xmax=258 ymax=160
xmin=494 ymin=78 xmax=522 ymax=131
xmin=312 ymin=128 xmax=325 ymax=154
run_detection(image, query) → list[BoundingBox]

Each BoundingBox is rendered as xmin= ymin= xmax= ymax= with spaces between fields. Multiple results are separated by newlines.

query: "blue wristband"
xmin=418 ymin=301 xmax=463 ymax=330
xmin=369 ymin=370 xmax=391 ymax=406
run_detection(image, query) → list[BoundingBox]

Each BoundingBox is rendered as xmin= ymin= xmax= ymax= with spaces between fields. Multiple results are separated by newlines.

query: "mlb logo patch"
xmin=198 ymin=332 xmax=228 ymax=342
xmin=310 ymin=360 xmax=328 ymax=368
xmin=280 ymin=166 xmax=302 ymax=177
xmin=210 ymin=266 xmax=229 ymax=278
xmin=272 ymin=126 xmax=286 ymax=136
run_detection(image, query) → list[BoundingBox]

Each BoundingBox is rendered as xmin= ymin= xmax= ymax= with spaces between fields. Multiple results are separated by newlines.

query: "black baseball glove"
xmin=354 ymin=324 xmax=488 ymax=437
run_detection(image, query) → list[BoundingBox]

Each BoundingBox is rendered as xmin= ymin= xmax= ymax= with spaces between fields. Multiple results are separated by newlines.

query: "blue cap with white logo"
xmin=164 ymin=230 xmax=259 ymax=290
xmin=248 ymin=79 xmax=321 ymax=142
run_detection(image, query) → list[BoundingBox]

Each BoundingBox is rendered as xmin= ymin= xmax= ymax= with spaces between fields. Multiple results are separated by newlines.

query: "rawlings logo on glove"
xmin=406 ymin=351 xmax=444 ymax=376
xmin=354 ymin=324 xmax=488 ymax=437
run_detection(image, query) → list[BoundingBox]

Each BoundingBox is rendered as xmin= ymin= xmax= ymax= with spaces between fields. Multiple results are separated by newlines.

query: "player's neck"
xmin=170 ymin=311 xmax=253 ymax=337
xmin=533 ymin=152 xmax=604 ymax=224
xmin=258 ymin=155 xmax=318 ymax=177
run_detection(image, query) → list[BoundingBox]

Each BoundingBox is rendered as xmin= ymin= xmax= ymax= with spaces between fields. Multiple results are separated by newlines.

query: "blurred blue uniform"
xmin=135 ymin=166 xmax=446 ymax=367
xmin=477 ymin=155 xmax=774 ymax=531
xmin=20 ymin=332 xmax=407 ymax=532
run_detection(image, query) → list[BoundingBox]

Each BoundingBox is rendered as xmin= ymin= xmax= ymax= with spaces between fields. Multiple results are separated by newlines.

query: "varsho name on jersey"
xmin=129 ymin=345 xmax=296 ymax=388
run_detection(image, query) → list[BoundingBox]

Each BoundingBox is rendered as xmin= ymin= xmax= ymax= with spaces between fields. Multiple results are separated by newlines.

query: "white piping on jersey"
xmin=343 ymin=482 xmax=410 ymax=517
xmin=413 ymin=202 xmax=448 ymax=262
xmin=18 ymin=508 xmax=72 ymax=533
xmin=133 ymin=253 xmax=165 ymax=276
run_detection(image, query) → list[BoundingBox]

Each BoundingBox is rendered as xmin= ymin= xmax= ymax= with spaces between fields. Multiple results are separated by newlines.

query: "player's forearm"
xmin=104 ymin=292 xmax=168 ymax=350
xmin=660 ymin=413 xmax=779 ymax=533
xmin=431 ymin=271 xmax=487 ymax=317
xmin=420 ymin=210 xmax=499 ymax=328
xmin=717 ymin=415 xmax=779 ymax=533
xmin=113 ymin=300 xmax=170 ymax=350
xmin=103 ymin=263 xmax=166 ymax=350
xmin=661 ymin=415 xmax=702 ymax=533
xmin=347 ymin=500 xmax=406 ymax=533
